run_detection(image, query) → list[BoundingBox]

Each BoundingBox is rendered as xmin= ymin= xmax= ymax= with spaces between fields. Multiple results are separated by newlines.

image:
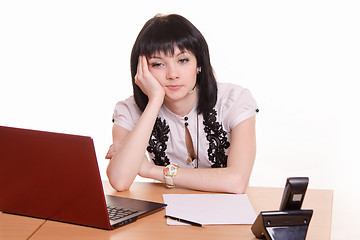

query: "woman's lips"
xmin=167 ymin=85 xmax=182 ymax=91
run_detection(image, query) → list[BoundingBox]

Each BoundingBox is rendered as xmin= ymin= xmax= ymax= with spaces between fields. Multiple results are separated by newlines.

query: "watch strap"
xmin=163 ymin=164 xmax=179 ymax=188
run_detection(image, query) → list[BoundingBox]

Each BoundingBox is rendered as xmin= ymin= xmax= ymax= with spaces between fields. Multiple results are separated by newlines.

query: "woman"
xmin=106 ymin=14 xmax=258 ymax=194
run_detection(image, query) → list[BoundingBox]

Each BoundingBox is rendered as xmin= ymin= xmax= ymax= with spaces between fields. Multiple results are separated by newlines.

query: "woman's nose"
xmin=166 ymin=64 xmax=179 ymax=80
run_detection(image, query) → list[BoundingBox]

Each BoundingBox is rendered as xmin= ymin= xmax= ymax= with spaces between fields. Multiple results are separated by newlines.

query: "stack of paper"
xmin=163 ymin=194 xmax=257 ymax=226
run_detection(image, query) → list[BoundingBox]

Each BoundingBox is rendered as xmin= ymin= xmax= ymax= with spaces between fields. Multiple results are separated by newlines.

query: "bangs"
xmin=140 ymin=40 xmax=189 ymax=58
xmin=137 ymin=16 xmax=198 ymax=58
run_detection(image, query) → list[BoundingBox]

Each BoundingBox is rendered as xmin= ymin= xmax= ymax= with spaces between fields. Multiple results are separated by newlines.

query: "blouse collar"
xmin=161 ymin=102 xmax=198 ymax=124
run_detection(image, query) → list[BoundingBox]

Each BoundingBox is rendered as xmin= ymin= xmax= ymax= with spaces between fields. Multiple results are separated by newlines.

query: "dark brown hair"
xmin=130 ymin=14 xmax=217 ymax=114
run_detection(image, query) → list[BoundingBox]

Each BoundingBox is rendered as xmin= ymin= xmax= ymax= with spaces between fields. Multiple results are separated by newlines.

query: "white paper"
xmin=163 ymin=194 xmax=257 ymax=226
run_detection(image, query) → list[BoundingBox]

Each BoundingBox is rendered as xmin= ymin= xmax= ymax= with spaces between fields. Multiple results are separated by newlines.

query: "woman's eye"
xmin=179 ymin=58 xmax=189 ymax=64
xmin=151 ymin=62 xmax=163 ymax=68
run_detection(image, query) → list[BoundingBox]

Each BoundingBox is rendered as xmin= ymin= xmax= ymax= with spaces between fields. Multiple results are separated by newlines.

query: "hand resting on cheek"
xmin=134 ymin=56 xmax=165 ymax=102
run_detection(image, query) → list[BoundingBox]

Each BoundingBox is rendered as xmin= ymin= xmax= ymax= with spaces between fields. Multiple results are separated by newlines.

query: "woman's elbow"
xmin=109 ymin=180 xmax=131 ymax=192
xmin=225 ymin=174 xmax=249 ymax=194
xmin=106 ymin=168 xmax=131 ymax=192
xmin=227 ymin=184 xmax=247 ymax=194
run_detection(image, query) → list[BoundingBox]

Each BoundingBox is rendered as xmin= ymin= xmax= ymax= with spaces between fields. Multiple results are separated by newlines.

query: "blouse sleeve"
xmin=219 ymin=83 xmax=259 ymax=132
xmin=112 ymin=96 xmax=142 ymax=131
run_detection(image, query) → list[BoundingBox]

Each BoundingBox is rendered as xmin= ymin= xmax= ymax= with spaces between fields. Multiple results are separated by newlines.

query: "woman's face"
xmin=147 ymin=46 xmax=198 ymax=104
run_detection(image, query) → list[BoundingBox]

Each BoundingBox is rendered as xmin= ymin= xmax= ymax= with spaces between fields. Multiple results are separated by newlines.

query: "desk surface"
xmin=0 ymin=213 xmax=45 ymax=240
xmin=1 ymin=182 xmax=333 ymax=240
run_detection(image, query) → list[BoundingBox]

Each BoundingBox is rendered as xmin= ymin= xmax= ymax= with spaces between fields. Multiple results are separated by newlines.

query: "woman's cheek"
xmin=149 ymin=69 xmax=165 ymax=84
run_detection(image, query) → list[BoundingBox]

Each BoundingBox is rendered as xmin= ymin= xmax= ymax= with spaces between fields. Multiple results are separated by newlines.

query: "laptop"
xmin=0 ymin=125 xmax=166 ymax=230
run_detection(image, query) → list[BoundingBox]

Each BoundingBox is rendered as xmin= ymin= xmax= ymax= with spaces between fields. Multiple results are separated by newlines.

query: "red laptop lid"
xmin=0 ymin=126 xmax=111 ymax=229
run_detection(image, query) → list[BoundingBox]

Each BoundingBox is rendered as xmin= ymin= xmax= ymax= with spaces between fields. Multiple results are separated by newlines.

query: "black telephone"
xmin=251 ymin=177 xmax=313 ymax=240
xmin=279 ymin=177 xmax=309 ymax=211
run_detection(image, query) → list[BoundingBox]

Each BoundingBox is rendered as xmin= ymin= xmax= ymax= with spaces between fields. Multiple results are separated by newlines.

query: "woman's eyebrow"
xmin=149 ymin=50 xmax=189 ymax=59
xmin=149 ymin=55 xmax=162 ymax=59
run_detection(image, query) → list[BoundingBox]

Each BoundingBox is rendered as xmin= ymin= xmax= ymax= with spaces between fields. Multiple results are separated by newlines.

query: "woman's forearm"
xmin=141 ymin=165 xmax=250 ymax=194
xmin=106 ymin=97 xmax=163 ymax=191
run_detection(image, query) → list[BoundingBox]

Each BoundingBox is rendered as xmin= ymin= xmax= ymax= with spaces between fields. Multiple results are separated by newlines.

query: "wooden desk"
xmin=25 ymin=182 xmax=332 ymax=240
xmin=0 ymin=212 xmax=45 ymax=240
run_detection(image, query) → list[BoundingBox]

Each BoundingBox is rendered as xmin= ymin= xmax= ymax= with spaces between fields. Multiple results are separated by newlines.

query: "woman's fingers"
xmin=134 ymin=55 xmax=165 ymax=101
xmin=105 ymin=144 xmax=120 ymax=159
xmin=141 ymin=55 xmax=150 ymax=74
xmin=105 ymin=144 xmax=114 ymax=159
xmin=135 ymin=56 xmax=143 ymax=85
xmin=138 ymin=56 xmax=144 ymax=76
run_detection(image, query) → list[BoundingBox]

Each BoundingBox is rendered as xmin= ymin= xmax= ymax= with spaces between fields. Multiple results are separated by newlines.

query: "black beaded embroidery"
xmin=147 ymin=117 xmax=170 ymax=166
xmin=203 ymin=109 xmax=230 ymax=168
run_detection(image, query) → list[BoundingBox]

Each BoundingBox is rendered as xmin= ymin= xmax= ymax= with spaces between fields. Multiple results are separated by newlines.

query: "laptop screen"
xmin=0 ymin=126 xmax=111 ymax=229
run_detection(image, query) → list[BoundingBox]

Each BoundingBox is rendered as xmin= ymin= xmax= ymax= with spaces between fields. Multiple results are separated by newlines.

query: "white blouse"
xmin=112 ymin=82 xmax=258 ymax=169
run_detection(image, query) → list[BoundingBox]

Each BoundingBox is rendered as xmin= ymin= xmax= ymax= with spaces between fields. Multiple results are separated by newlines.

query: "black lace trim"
xmin=147 ymin=110 xmax=230 ymax=168
xmin=147 ymin=117 xmax=170 ymax=166
xmin=203 ymin=109 xmax=230 ymax=168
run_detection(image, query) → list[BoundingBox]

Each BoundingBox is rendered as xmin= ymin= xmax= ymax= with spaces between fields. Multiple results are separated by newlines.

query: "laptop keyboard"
xmin=107 ymin=206 xmax=139 ymax=221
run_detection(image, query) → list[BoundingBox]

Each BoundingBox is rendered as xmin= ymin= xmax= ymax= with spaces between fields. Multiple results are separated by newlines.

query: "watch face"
xmin=164 ymin=164 xmax=179 ymax=177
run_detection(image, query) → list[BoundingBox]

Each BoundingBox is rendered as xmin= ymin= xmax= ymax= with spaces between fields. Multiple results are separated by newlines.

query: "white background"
xmin=1 ymin=1 xmax=359 ymax=239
